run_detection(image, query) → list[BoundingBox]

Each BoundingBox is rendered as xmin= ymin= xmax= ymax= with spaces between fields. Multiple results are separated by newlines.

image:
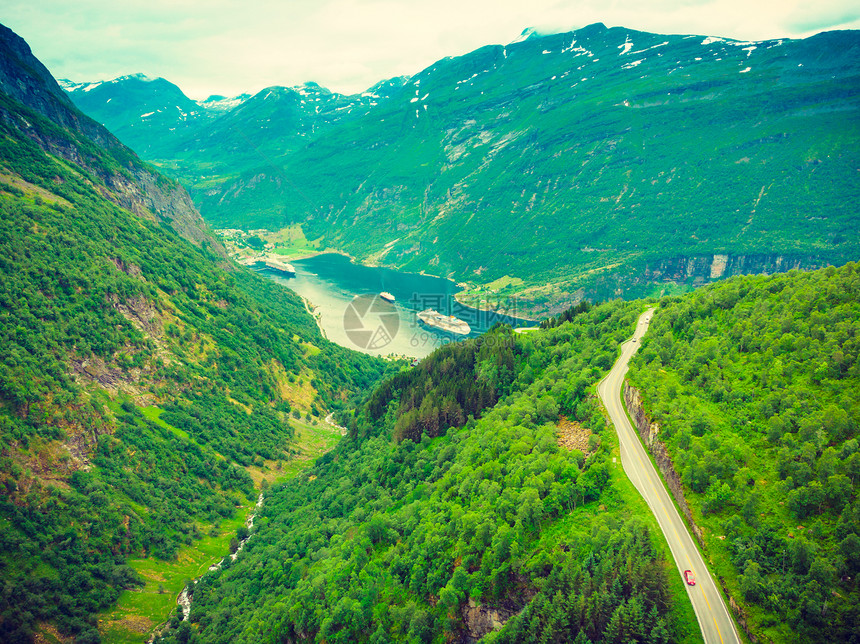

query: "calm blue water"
xmin=255 ymin=253 xmax=533 ymax=358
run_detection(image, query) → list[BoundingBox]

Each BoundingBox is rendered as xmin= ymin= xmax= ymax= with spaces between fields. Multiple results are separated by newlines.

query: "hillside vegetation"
xmin=156 ymin=303 xmax=700 ymax=644
xmin=628 ymin=263 xmax=860 ymax=642
xmin=0 ymin=24 xmax=388 ymax=644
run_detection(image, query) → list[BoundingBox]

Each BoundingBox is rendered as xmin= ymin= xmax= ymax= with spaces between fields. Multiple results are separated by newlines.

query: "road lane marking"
xmin=623 ymin=396 xmax=729 ymax=644
xmin=600 ymin=310 xmax=738 ymax=644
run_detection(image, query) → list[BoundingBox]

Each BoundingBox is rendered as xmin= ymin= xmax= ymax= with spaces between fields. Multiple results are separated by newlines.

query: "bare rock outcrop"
xmin=623 ymin=382 xmax=760 ymax=643
xmin=462 ymin=599 xmax=519 ymax=642
xmin=623 ymin=382 xmax=703 ymax=544
xmin=557 ymin=416 xmax=591 ymax=453
xmin=111 ymin=294 xmax=163 ymax=338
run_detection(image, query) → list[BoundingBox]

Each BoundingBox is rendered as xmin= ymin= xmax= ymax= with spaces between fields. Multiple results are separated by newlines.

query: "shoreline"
xmin=301 ymin=296 xmax=328 ymax=340
xmin=453 ymin=291 xmax=538 ymax=324
xmin=237 ymin=248 xmax=349 ymax=265
xmin=275 ymin=248 xmax=351 ymax=263
xmin=254 ymin=248 xmax=538 ymax=335
xmin=324 ymin=250 xmax=538 ymax=323
xmin=249 ymin=241 xmax=453 ymax=286
xmin=275 ymin=248 xmax=543 ymax=321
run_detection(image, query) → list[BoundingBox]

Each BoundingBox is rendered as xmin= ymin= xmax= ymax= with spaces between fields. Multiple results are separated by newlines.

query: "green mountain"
xmin=65 ymin=75 xmax=407 ymax=193
xmin=0 ymin=36 xmax=226 ymax=252
xmin=6 ymin=16 xmax=860 ymax=644
xmin=65 ymin=24 xmax=860 ymax=314
xmin=58 ymin=74 xmax=219 ymax=158
xmin=628 ymin=263 xmax=860 ymax=642
xmin=0 ymin=23 xmax=386 ymax=643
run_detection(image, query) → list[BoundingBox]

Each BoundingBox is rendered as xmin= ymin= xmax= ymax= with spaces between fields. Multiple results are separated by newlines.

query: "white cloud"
xmin=3 ymin=0 xmax=858 ymax=98
xmin=782 ymin=0 xmax=860 ymax=34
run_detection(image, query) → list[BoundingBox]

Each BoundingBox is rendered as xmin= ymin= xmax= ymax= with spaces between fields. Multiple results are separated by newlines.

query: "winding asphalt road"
xmin=597 ymin=309 xmax=740 ymax=644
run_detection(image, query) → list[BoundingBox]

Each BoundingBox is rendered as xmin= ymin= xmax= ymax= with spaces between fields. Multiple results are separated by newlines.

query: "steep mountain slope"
xmin=59 ymin=74 xmax=214 ymax=157
xmin=71 ymin=24 xmax=859 ymax=313
xmin=0 ymin=24 xmax=387 ymax=643
xmin=157 ymin=258 xmax=860 ymax=644
xmin=162 ymin=82 xmax=377 ymax=188
xmin=0 ymin=27 xmax=224 ymax=253
xmin=65 ymin=75 xmax=409 ymax=195
xmin=628 ymin=263 xmax=860 ymax=642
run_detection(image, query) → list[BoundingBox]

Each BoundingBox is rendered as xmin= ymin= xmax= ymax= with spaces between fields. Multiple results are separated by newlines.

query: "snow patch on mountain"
xmin=58 ymin=79 xmax=103 ymax=93
xmin=630 ymin=41 xmax=669 ymax=55
xmin=509 ymin=27 xmax=539 ymax=45
xmin=292 ymin=82 xmax=330 ymax=97
xmin=112 ymin=73 xmax=156 ymax=84
xmin=567 ymin=46 xmax=594 ymax=58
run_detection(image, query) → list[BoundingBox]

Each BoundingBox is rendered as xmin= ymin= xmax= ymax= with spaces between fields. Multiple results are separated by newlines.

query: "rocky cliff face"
xmin=508 ymin=252 xmax=830 ymax=317
xmin=638 ymin=253 xmax=824 ymax=286
xmin=461 ymin=600 xmax=512 ymax=642
xmin=0 ymin=22 xmax=226 ymax=258
xmin=0 ymin=24 xmax=101 ymax=139
xmin=622 ymin=382 xmax=760 ymax=643
xmin=569 ymin=252 xmax=834 ymax=308
xmin=109 ymin=165 xmax=225 ymax=250
xmin=622 ymin=382 xmax=703 ymax=544
xmin=460 ymin=595 xmax=527 ymax=643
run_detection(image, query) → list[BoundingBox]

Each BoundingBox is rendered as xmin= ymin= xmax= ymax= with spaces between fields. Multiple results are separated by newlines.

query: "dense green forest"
xmin=156 ymin=302 xmax=698 ymax=644
xmin=628 ymin=263 xmax=860 ymax=643
xmin=364 ymin=330 xmax=519 ymax=442
xmin=0 ymin=74 xmax=388 ymax=643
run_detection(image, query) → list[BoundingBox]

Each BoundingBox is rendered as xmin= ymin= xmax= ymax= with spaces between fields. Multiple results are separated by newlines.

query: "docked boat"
xmin=379 ymin=291 xmax=396 ymax=303
xmin=264 ymin=258 xmax=296 ymax=276
xmin=416 ymin=309 xmax=471 ymax=335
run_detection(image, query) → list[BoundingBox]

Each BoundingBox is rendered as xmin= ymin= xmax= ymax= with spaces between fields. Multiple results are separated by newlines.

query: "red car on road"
xmin=684 ymin=570 xmax=696 ymax=586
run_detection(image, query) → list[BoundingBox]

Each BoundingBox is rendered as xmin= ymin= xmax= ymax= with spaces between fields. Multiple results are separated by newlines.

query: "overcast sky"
xmin=4 ymin=0 xmax=859 ymax=99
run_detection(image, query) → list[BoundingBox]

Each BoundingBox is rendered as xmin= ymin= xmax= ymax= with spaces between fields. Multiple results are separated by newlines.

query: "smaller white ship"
xmin=379 ymin=291 xmax=396 ymax=303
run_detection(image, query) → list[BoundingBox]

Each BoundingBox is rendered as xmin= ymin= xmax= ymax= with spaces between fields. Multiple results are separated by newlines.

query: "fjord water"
xmin=257 ymin=253 xmax=532 ymax=358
